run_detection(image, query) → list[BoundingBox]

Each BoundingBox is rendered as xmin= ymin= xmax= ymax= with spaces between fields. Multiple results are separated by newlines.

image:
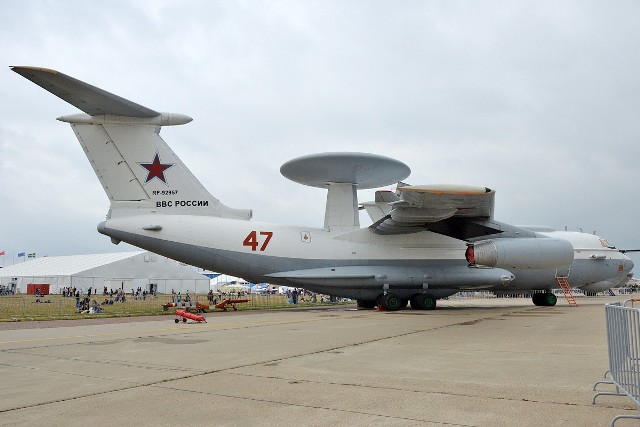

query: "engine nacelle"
xmin=466 ymin=238 xmax=574 ymax=269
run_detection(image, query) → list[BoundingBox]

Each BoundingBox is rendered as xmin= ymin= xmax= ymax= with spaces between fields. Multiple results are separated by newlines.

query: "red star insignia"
xmin=139 ymin=153 xmax=173 ymax=184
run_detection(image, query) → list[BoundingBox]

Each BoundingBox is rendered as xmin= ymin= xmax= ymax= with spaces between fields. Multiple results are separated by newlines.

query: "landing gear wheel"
xmin=174 ymin=318 xmax=179 ymax=323
xmin=423 ymin=297 xmax=436 ymax=310
xmin=357 ymin=299 xmax=377 ymax=309
xmin=182 ymin=317 xmax=187 ymax=323
xmin=380 ymin=293 xmax=402 ymax=311
xmin=410 ymin=294 xmax=437 ymax=310
xmin=531 ymin=294 xmax=542 ymax=305
xmin=544 ymin=293 xmax=557 ymax=306
xmin=532 ymin=293 xmax=557 ymax=306
xmin=531 ymin=293 xmax=544 ymax=306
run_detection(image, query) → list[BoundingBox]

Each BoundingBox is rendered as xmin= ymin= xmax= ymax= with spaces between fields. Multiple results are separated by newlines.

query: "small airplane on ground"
xmin=12 ymin=66 xmax=635 ymax=311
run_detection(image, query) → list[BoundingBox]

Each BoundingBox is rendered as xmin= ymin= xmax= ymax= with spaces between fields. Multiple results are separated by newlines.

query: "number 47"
xmin=243 ymin=231 xmax=273 ymax=251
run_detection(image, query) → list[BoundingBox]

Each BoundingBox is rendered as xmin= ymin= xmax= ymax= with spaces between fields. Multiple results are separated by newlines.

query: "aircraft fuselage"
xmin=98 ymin=215 xmax=632 ymax=301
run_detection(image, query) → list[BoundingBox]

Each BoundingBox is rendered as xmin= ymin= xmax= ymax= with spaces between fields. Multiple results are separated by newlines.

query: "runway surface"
xmin=0 ymin=297 xmax=637 ymax=426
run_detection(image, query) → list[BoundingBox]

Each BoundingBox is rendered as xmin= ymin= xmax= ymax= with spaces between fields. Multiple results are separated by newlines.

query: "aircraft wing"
xmin=371 ymin=184 xmax=497 ymax=237
xmin=11 ymin=66 xmax=159 ymax=117
xmin=266 ymin=265 xmax=515 ymax=289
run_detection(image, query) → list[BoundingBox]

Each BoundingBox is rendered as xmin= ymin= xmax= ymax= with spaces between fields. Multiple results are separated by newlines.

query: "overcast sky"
xmin=1 ymin=1 xmax=639 ymax=267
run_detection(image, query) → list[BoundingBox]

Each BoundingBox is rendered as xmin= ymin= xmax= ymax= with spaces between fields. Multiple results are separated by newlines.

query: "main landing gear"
xmin=379 ymin=293 xmax=403 ymax=311
xmin=532 ymin=292 xmax=557 ymax=307
xmin=409 ymin=294 xmax=436 ymax=310
xmin=356 ymin=293 xmax=438 ymax=311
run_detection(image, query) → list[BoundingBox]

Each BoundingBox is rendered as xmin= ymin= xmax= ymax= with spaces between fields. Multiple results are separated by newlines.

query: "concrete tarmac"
xmin=0 ymin=297 xmax=637 ymax=426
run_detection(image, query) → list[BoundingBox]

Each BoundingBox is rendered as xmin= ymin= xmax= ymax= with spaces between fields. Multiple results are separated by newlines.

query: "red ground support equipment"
xmin=195 ymin=302 xmax=209 ymax=312
xmin=214 ymin=299 xmax=250 ymax=311
xmin=174 ymin=309 xmax=206 ymax=323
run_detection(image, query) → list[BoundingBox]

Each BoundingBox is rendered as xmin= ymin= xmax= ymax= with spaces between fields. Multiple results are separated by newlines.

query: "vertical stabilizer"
xmin=12 ymin=66 xmax=251 ymax=220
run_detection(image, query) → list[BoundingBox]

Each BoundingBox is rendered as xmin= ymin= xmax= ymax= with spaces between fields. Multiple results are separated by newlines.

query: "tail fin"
xmin=12 ymin=66 xmax=251 ymax=220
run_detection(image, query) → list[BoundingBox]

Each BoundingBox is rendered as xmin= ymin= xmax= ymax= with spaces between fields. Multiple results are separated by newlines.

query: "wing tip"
xmin=11 ymin=65 xmax=59 ymax=75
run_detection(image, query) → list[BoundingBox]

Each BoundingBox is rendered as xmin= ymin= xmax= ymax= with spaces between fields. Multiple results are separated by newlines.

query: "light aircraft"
xmin=12 ymin=66 xmax=635 ymax=310
xmin=250 ymin=284 xmax=279 ymax=295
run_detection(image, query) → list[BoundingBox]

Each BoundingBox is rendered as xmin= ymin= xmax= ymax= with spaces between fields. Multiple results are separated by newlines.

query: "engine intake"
xmin=466 ymin=238 xmax=574 ymax=269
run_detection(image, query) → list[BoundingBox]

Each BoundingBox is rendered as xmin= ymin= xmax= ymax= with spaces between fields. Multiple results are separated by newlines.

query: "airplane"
xmin=11 ymin=66 xmax=635 ymax=311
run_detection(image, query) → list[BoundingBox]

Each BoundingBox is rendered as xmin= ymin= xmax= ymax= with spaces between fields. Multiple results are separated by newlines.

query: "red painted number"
xmin=243 ymin=231 xmax=273 ymax=251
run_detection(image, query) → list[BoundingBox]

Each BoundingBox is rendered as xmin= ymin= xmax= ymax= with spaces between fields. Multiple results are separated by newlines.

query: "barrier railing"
xmin=0 ymin=293 xmax=342 ymax=321
xmin=593 ymin=302 xmax=640 ymax=426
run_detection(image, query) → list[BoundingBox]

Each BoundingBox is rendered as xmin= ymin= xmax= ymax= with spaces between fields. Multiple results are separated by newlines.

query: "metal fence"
xmin=593 ymin=301 xmax=640 ymax=426
xmin=450 ymin=288 xmax=639 ymax=300
xmin=0 ymin=293 xmax=336 ymax=321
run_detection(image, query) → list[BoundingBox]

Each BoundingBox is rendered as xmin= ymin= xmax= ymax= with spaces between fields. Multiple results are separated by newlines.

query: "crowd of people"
xmin=284 ymin=288 xmax=328 ymax=304
xmin=0 ymin=284 xmax=16 ymax=295
xmin=59 ymin=286 xmax=128 ymax=312
xmin=60 ymin=286 xmax=159 ymax=303
xmin=53 ymin=285 xmax=334 ymax=313
xmin=131 ymin=287 xmax=156 ymax=300
xmin=170 ymin=289 xmax=192 ymax=304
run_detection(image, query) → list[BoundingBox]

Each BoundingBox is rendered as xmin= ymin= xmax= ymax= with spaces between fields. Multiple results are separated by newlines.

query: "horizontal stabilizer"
xmin=11 ymin=66 xmax=159 ymax=117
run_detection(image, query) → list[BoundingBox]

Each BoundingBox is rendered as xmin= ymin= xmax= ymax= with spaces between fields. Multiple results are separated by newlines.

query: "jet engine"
xmin=466 ymin=238 xmax=574 ymax=269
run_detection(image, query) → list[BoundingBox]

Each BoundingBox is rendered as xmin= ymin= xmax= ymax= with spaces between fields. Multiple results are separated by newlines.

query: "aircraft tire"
xmin=410 ymin=294 xmax=437 ymax=310
xmin=380 ymin=293 xmax=402 ymax=311
xmin=531 ymin=293 xmax=544 ymax=306
xmin=544 ymin=293 xmax=557 ymax=306
xmin=357 ymin=299 xmax=377 ymax=309
xmin=423 ymin=296 xmax=436 ymax=310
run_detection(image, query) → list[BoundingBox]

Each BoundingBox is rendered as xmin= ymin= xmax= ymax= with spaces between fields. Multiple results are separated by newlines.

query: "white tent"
xmin=0 ymin=252 xmax=209 ymax=294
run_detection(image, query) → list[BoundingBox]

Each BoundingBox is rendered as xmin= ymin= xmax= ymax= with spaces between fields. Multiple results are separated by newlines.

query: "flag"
xmin=0 ymin=251 xmax=4 ymax=256
xmin=17 ymin=252 xmax=25 ymax=257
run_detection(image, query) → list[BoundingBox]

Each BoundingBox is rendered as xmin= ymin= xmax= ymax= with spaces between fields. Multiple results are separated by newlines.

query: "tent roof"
xmin=0 ymin=252 xmax=145 ymax=277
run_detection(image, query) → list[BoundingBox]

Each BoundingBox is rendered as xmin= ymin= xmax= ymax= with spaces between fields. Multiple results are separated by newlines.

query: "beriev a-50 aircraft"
xmin=12 ymin=66 xmax=634 ymax=310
